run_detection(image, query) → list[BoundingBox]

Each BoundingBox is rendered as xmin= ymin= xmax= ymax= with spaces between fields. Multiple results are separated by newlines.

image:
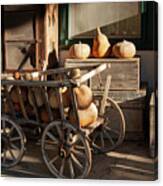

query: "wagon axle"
xmin=59 ymin=148 xmax=67 ymax=158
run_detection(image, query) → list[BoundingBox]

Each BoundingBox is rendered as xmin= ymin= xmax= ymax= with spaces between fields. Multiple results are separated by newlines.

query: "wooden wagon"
xmin=1 ymin=64 xmax=125 ymax=178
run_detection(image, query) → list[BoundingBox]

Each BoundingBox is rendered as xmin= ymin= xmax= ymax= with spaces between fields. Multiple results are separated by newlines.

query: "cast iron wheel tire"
xmin=90 ymin=97 xmax=126 ymax=153
xmin=41 ymin=120 xmax=92 ymax=179
xmin=1 ymin=115 xmax=26 ymax=168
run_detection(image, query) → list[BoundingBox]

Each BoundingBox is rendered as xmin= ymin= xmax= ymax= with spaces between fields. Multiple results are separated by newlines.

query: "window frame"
xmin=59 ymin=1 xmax=158 ymax=51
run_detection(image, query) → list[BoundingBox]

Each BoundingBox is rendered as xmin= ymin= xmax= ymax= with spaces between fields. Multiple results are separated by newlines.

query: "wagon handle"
xmin=75 ymin=63 xmax=108 ymax=85
xmin=99 ymin=75 xmax=112 ymax=116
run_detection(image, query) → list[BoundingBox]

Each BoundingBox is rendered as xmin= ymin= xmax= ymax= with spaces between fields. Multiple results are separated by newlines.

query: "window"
xmin=59 ymin=1 xmax=158 ymax=50
xmin=2 ymin=5 xmax=39 ymax=72
xmin=68 ymin=2 xmax=141 ymax=39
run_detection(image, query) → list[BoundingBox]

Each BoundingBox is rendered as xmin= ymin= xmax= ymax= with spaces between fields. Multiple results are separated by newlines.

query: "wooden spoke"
xmin=49 ymin=155 xmax=59 ymax=165
xmin=2 ymin=150 xmax=7 ymax=164
xmin=8 ymin=146 xmax=16 ymax=160
xmin=46 ymin=132 xmax=59 ymax=144
xmin=44 ymin=144 xmax=58 ymax=151
xmin=68 ymin=158 xmax=75 ymax=178
xmin=44 ymin=140 xmax=58 ymax=145
xmin=10 ymin=143 xmax=19 ymax=151
xmin=10 ymin=136 xmax=21 ymax=142
xmin=71 ymin=153 xmax=83 ymax=170
xmin=71 ymin=134 xmax=80 ymax=145
xmin=56 ymin=125 xmax=63 ymax=140
xmin=59 ymin=158 xmax=65 ymax=175
xmin=92 ymin=132 xmax=99 ymax=143
xmin=100 ymin=133 xmax=105 ymax=148
xmin=104 ymin=130 xmax=115 ymax=146
xmin=105 ymin=126 xmax=119 ymax=135
xmin=72 ymin=148 xmax=85 ymax=158
xmin=74 ymin=145 xmax=85 ymax=150
xmin=8 ymin=126 xmax=15 ymax=137
xmin=2 ymin=120 xmax=6 ymax=134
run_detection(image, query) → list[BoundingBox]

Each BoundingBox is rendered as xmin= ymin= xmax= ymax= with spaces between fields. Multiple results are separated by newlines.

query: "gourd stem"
xmin=97 ymin=27 xmax=101 ymax=35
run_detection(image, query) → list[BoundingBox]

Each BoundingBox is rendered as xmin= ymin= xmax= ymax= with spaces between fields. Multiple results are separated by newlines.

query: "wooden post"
xmin=99 ymin=75 xmax=112 ymax=116
xmin=44 ymin=4 xmax=58 ymax=67
xmin=149 ymin=92 xmax=156 ymax=158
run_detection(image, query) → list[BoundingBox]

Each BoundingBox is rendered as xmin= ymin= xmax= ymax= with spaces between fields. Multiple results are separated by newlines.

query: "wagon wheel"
xmin=90 ymin=97 xmax=126 ymax=153
xmin=1 ymin=115 xmax=26 ymax=168
xmin=41 ymin=121 xmax=92 ymax=178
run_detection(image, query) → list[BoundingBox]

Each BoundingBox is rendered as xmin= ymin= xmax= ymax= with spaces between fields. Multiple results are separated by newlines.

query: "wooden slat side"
xmin=65 ymin=58 xmax=140 ymax=91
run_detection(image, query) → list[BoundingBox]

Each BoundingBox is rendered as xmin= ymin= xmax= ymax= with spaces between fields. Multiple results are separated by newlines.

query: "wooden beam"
xmin=44 ymin=4 xmax=58 ymax=67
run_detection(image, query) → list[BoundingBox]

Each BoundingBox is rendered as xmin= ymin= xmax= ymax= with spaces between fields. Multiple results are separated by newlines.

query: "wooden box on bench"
xmin=65 ymin=58 xmax=140 ymax=91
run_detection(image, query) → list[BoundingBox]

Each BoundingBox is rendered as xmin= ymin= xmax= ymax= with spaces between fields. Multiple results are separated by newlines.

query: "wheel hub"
xmin=60 ymin=148 xmax=67 ymax=158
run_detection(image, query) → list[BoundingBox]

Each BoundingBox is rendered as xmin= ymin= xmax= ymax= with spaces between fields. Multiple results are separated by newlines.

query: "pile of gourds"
xmin=3 ymin=70 xmax=98 ymax=128
xmin=68 ymin=84 xmax=98 ymax=127
xmin=69 ymin=27 xmax=136 ymax=59
xmin=3 ymin=72 xmax=45 ymax=121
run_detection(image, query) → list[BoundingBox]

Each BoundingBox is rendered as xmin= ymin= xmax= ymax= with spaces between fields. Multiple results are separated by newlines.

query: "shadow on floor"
xmin=1 ymin=141 xmax=157 ymax=180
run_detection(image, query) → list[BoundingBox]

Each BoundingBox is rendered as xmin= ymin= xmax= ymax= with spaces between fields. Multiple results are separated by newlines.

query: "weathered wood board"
xmin=65 ymin=58 xmax=140 ymax=91
xmin=149 ymin=92 xmax=157 ymax=158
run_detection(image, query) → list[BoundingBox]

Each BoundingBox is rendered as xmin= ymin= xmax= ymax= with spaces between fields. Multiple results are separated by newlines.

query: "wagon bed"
xmin=1 ymin=64 xmax=125 ymax=179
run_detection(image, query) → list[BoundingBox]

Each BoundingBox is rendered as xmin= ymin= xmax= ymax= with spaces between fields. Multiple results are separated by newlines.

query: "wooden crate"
xmin=65 ymin=58 xmax=140 ymax=91
xmin=93 ymin=86 xmax=147 ymax=141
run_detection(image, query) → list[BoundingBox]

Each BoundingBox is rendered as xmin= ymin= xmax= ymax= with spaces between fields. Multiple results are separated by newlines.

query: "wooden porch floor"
xmin=1 ymin=141 xmax=157 ymax=180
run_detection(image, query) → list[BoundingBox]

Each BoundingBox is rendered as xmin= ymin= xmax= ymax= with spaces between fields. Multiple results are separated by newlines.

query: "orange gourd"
xmin=48 ymin=87 xmax=70 ymax=109
xmin=10 ymin=86 xmax=28 ymax=104
xmin=74 ymin=84 xmax=93 ymax=109
xmin=92 ymin=27 xmax=111 ymax=58
xmin=69 ymin=102 xmax=98 ymax=128
xmin=40 ymin=108 xmax=49 ymax=124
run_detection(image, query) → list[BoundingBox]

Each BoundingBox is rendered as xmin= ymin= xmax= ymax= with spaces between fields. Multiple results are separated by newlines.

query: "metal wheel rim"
xmin=1 ymin=115 xmax=26 ymax=168
xmin=91 ymin=97 xmax=126 ymax=153
xmin=41 ymin=120 xmax=92 ymax=179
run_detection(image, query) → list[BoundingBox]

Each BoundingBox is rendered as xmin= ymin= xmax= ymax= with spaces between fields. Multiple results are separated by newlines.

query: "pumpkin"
xmin=48 ymin=87 xmax=70 ymax=109
xmin=10 ymin=86 xmax=28 ymax=104
xmin=40 ymin=108 xmax=49 ymax=124
xmin=14 ymin=72 xmax=21 ymax=80
xmin=69 ymin=102 xmax=98 ymax=127
xmin=24 ymin=72 xmax=40 ymax=81
xmin=74 ymin=84 xmax=93 ymax=109
xmin=28 ymin=88 xmax=44 ymax=107
xmin=31 ymin=72 xmax=40 ymax=81
xmin=69 ymin=42 xmax=91 ymax=59
xmin=3 ymin=101 xmax=10 ymax=114
xmin=112 ymin=40 xmax=136 ymax=58
xmin=92 ymin=27 xmax=111 ymax=58
xmin=24 ymin=73 xmax=32 ymax=81
xmin=10 ymin=87 xmax=19 ymax=104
